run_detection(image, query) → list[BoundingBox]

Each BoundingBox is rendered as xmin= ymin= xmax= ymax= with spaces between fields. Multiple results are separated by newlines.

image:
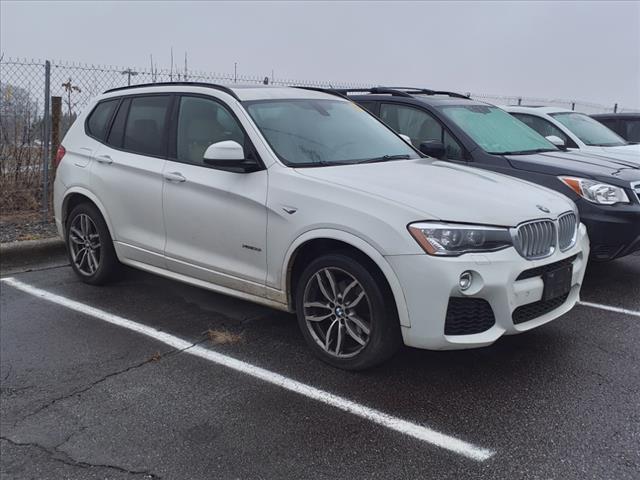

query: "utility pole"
xmin=234 ymin=62 xmax=237 ymax=83
xmin=121 ymin=68 xmax=138 ymax=86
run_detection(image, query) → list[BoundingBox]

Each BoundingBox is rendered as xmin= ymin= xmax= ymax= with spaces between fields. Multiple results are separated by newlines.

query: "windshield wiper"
xmin=496 ymin=148 xmax=556 ymax=155
xmin=350 ymin=154 xmax=412 ymax=164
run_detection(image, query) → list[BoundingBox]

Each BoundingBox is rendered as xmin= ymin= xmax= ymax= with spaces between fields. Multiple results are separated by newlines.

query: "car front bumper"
xmin=578 ymin=200 xmax=640 ymax=261
xmin=386 ymin=223 xmax=589 ymax=350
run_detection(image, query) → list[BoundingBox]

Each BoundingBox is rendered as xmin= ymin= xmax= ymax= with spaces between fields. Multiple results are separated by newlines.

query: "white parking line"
xmin=577 ymin=301 xmax=640 ymax=318
xmin=1 ymin=277 xmax=494 ymax=462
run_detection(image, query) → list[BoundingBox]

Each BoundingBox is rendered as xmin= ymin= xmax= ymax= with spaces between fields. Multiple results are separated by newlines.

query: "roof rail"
xmin=103 ymin=82 xmax=240 ymax=100
xmin=337 ymin=87 xmax=470 ymax=100
xmin=291 ymin=86 xmax=350 ymax=100
xmin=334 ymin=87 xmax=414 ymax=98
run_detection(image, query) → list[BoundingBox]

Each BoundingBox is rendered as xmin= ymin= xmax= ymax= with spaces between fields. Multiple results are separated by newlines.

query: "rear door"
xmin=162 ymin=94 xmax=268 ymax=296
xmin=90 ymin=94 xmax=172 ymax=266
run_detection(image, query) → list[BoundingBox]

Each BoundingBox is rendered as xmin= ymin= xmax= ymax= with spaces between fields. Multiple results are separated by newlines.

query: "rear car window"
xmin=123 ymin=96 xmax=172 ymax=157
xmin=86 ymin=99 xmax=119 ymax=141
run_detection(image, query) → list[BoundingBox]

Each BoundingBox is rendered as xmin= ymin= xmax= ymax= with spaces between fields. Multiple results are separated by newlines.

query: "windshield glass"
xmin=441 ymin=104 xmax=557 ymax=155
xmin=244 ymin=99 xmax=419 ymax=166
xmin=550 ymin=112 xmax=627 ymax=147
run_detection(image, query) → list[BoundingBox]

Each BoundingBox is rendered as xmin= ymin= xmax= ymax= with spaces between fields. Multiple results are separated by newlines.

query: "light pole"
xmin=234 ymin=62 xmax=237 ymax=83
xmin=121 ymin=68 xmax=139 ymax=86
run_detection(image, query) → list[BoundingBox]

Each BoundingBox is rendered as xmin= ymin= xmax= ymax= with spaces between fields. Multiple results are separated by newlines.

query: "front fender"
xmin=282 ymin=228 xmax=411 ymax=327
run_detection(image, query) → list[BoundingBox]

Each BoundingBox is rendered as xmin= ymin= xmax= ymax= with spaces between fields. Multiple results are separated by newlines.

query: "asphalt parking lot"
xmin=1 ymin=250 xmax=639 ymax=479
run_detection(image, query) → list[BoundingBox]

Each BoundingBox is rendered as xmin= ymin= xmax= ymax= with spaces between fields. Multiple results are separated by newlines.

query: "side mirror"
xmin=419 ymin=141 xmax=446 ymax=159
xmin=545 ymin=135 xmax=567 ymax=150
xmin=203 ymin=140 xmax=260 ymax=172
xmin=399 ymin=134 xmax=412 ymax=144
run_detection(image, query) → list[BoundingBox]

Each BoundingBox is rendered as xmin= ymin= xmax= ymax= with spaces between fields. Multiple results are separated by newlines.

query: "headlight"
xmin=559 ymin=176 xmax=630 ymax=205
xmin=408 ymin=222 xmax=513 ymax=256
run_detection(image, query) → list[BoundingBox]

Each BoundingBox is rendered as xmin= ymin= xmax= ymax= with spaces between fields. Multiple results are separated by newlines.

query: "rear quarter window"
xmin=86 ymin=99 xmax=119 ymax=141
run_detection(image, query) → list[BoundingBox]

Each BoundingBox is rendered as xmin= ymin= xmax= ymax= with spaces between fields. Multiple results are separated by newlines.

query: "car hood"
xmin=295 ymin=159 xmax=573 ymax=227
xmin=582 ymin=144 xmax=640 ymax=164
xmin=506 ymin=150 xmax=640 ymax=184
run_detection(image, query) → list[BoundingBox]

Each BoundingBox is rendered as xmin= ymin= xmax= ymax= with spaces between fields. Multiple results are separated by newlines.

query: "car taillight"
xmin=54 ymin=145 xmax=66 ymax=168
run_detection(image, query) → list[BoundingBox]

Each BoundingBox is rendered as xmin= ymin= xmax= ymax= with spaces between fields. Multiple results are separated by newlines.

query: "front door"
xmin=162 ymin=94 xmax=268 ymax=296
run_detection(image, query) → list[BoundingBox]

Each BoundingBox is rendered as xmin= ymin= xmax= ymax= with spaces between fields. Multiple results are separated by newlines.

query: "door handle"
xmin=95 ymin=154 xmax=113 ymax=165
xmin=164 ymin=171 xmax=186 ymax=183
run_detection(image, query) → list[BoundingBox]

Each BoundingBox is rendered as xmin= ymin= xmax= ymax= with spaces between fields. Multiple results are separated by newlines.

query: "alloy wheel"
xmin=69 ymin=213 xmax=101 ymax=276
xmin=302 ymin=267 xmax=372 ymax=358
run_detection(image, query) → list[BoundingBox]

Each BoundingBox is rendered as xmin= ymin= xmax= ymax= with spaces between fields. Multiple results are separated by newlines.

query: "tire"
xmin=65 ymin=202 xmax=119 ymax=285
xmin=295 ymin=253 xmax=401 ymax=370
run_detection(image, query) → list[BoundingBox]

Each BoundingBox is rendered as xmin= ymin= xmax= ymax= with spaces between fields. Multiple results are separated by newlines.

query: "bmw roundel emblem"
xmin=537 ymin=204 xmax=551 ymax=213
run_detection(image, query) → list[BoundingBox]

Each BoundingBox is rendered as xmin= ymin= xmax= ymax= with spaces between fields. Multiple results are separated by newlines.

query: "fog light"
xmin=459 ymin=271 xmax=473 ymax=291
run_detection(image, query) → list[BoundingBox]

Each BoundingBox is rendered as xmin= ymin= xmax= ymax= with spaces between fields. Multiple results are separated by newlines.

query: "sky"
xmin=1 ymin=0 xmax=639 ymax=109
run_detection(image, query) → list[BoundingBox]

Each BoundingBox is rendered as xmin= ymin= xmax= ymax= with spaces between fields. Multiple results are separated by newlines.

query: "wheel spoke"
xmin=345 ymin=289 xmax=365 ymax=309
xmin=70 ymin=226 xmax=83 ymax=239
xmin=88 ymin=250 xmax=99 ymax=273
xmin=347 ymin=314 xmax=370 ymax=335
xmin=80 ymin=215 xmax=88 ymax=236
xmin=344 ymin=319 xmax=367 ymax=346
xmin=306 ymin=313 xmax=333 ymax=322
xmin=342 ymin=279 xmax=359 ymax=301
xmin=324 ymin=269 xmax=338 ymax=300
xmin=303 ymin=301 xmax=332 ymax=310
xmin=76 ymin=248 xmax=88 ymax=269
xmin=324 ymin=318 xmax=339 ymax=351
xmin=315 ymin=272 xmax=335 ymax=303
xmin=334 ymin=322 xmax=344 ymax=354
xmin=69 ymin=234 xmax=83 ymax=245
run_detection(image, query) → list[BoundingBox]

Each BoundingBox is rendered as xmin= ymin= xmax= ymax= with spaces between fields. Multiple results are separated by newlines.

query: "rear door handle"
xmin=95 ymin=154 xmax=113 ymax=165
xmin=164 ymin=171 xmax=186 ymax=183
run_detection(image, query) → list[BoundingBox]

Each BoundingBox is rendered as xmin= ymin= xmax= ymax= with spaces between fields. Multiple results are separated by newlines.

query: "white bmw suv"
xmin=53 ymin=83 xmax=589 ymax=369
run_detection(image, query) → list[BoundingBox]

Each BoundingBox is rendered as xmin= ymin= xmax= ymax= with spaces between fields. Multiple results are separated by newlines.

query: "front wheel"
xmin=295 ymin=253 xmax=401 ymax=370
xmin=66 ymin=203 xmax=119 ymax=285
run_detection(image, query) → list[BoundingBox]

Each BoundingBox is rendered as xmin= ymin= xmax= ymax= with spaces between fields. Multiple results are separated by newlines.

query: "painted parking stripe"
xmin=1 ymin=277 xmax=494 ymax=462
xmin=577 ymin=301 xmax=640 ymax=318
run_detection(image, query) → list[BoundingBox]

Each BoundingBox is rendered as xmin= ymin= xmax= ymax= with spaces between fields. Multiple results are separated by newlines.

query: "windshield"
xmin=244 ymin=99 xmax=419 ymax=166
xmin=550 ymin=112 xmax=627 ymax=147
xmin=441 ymin=104 xmax=557 ymax=155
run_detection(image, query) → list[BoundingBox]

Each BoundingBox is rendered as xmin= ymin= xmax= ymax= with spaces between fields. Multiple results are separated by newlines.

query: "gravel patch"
xmin=0 ymin=216 xmax=58 ymax=243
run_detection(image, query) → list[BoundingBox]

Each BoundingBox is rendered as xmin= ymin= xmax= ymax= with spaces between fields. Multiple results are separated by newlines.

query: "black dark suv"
xmin=591 ymin=113 xmax=640 ymax=143
xmin=340 ymin=88 xmax=640 ymax=261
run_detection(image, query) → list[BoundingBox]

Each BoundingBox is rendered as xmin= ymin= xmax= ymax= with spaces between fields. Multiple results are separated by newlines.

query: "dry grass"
xmin=205 ymin=328 xmax=244 ymax=345
xmin=149 ymin=351 xmax=162 ymax=362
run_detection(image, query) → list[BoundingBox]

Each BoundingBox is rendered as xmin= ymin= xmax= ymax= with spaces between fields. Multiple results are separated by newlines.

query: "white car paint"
xmin=504 ymin=106 xmax=640 ymax=164
xmin=54 ymin=85 xmax=588 ymax=351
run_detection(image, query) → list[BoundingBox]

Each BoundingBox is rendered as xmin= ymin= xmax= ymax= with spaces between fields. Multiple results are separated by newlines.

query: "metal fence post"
xmin=42 ymin=60 xmax=51 ymax=222
xmin=50 ymin=96 xmax=62 ymax=176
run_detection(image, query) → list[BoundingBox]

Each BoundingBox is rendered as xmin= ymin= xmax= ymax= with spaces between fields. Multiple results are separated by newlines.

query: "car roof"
xmin=502 ymin=105 xmax=574 ymax=115
xmin=591 ymin=112 xmax=640 ymax=119
xmin=100 ymin=82 xmax=344 ymax=102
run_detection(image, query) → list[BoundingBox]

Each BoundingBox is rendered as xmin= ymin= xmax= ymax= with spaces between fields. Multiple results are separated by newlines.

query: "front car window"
xmin=550 ymin=112 xmax=627 ymax=147
xmin=244 ymin=99 xmax=419 ymax=166
xmin=511 ymin=113 xmax=568 ymax=141
xmin=379 ymin=103 xmax=464 ymax=160
xmin=177 ymin=96 xmax=245 ymax=165
xmin=441 ymin=105 xmax=557 ymax=155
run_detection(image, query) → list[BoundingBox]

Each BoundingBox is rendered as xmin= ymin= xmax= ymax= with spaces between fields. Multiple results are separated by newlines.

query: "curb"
xmin=0 ymin=237 xmax=66 ymax=260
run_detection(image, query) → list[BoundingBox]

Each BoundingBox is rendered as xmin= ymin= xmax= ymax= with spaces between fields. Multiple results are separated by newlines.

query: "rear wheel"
xmin=295 ymin=253 xmax=401 ymax=370
xmin=66 ymin=203 xmax=119 ymax=285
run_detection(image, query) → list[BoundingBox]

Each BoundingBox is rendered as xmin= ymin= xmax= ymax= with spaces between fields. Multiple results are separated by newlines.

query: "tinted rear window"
xmin=123 ymin=96 xmax=172 ymax=157
xmin=86 ymin=99 xmax=119 ymax=140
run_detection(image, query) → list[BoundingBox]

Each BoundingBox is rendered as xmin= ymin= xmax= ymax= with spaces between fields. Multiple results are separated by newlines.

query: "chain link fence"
xmin=0 ymin=55 xmax=636 ymax=233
